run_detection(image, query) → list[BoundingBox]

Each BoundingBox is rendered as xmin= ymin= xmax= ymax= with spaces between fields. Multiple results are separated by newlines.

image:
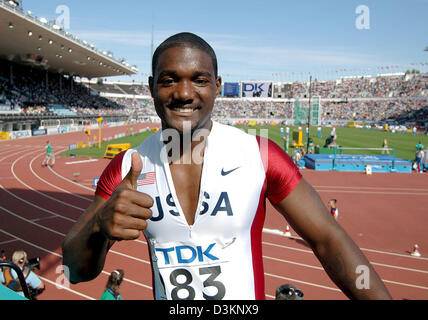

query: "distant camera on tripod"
xmin=16 ymin=256 xmax=40 ymax=270
xmin=27 ymin=257 xmax=40 ymax=271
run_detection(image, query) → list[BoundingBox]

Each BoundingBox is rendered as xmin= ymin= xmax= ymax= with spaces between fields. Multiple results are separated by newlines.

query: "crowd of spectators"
xmin=213 ymin=99 xmax=293 ymax=119
xmin=1 ymin=60 xmax=426 ymax=127
xmin=322 ymin=98 xmax=427 ymax=122
xmin=0 ymin=62 xmax=125 ymax=118
xmin=129 ymin=84 xmax=151 ymax=96
xmin=287 ymin=74 xmax=427 ymax=99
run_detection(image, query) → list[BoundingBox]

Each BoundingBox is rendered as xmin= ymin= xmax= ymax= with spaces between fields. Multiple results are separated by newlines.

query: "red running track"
xmin=0 ymin=124 xmax=427 ymax=300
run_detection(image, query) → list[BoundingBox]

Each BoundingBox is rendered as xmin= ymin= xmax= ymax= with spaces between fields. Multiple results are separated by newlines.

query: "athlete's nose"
xmin=173 ymin=79 xmax=194 ymax=103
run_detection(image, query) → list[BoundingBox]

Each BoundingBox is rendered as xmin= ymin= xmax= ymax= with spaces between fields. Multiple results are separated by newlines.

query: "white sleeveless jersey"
xmin=96 ymin=122 xmax=302 ymax=300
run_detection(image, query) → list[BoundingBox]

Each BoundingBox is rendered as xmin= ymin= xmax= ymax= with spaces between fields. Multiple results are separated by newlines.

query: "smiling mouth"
xmin=168 ymin=105 xmax=201 ymax=113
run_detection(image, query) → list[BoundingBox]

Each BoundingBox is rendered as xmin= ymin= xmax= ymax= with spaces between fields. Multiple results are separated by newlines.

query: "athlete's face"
xmin=149 ymin=46 xmax=221 ymax=133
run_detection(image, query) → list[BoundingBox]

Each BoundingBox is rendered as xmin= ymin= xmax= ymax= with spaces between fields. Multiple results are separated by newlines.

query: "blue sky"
xmin=23 ymin=0 xmax=428 ymax=83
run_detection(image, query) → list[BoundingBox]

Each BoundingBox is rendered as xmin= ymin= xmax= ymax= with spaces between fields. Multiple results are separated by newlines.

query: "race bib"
xmin=153 ymin=238 xmax=236 ymax=300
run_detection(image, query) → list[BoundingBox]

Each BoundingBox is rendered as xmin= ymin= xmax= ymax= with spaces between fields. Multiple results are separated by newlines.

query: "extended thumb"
xmin=122 ymin=151 xmax=142 ymax=189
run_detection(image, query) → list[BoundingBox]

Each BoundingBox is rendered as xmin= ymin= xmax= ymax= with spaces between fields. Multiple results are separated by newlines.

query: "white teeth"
xmin=173 ymin=108 xmax=194 ymax=113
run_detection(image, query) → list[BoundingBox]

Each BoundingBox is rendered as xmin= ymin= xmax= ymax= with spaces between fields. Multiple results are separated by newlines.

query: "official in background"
xmin=100 ymin=269 xmax=124 ymax=300
xmin=41 ymin=140 xmax=55 ymax=167
xmin=1 ymin=251 xmax=45 ymax=298
xmin=275 ymin=284 xmax=304 ymax=300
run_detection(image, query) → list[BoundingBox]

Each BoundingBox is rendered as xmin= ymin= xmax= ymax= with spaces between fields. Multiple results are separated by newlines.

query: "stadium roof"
xmin=0 ymin=0 xmax=138 ymax=79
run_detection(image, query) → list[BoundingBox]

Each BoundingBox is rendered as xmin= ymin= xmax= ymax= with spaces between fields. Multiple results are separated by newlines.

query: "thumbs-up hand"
xmin=120 ymin=151 xmax=143 ymax=190
xmin=96 ymin=152 xmax=154 ymax=241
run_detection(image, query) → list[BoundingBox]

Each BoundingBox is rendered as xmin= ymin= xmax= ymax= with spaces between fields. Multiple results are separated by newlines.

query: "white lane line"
xmin=314 ymin=185 xmax=428 ymax=192
xmin=263 ymin=255 xmax=323 ymax=270
xmin=29 ymin=150 xmax=92 ymax=203
xmin=6 ymin=148 xmax=428 ymax=294
xmin=0 ymin=228 xmax=152 ymax=295
xmin=0 ymin=150 xmax=79 ymax=224
xmin=2 ymin=150 xmax=148 ymax=251
xmin=0 ymin=206 xmax=66 ymax=237
xmin=265 ymin=273 xmax=341 ymax=292
xmin=10 ymin=151 xmax=86 ymax=212
xmin=0 ymin=183 xmax=77 ymax=223
xmin=381 ymin=279 xmax=428 ymax=290
xmin=263 ymin=253 xmax=428 ymax=275
xmin=65 ymin=159 xmax=99 ymax=165
xmin=0 ymin=239 xmax=19 ymax=245
xmin=361 ymin=247 xmax=428 ymax=261
xmin=263 ymin=233 xmax=428 ymax=261
xmin=31 ymin=216 xmax=59 ymax=222
xmin=47 ymin=164 xmax=97 ymax=193
xmin=133 ymin=229 xmax=428 ymax=269
xmin=262 ymin=242 xmax=428 ymax=290
xmin=315 ymin=189 xmax=428 ymax=196
xmin=0 ymin=205 xmax=151 ymax=267
xmin=37 ymin=276 xmax=97 ymax=300
xmin=46 ymin=151 xmax=99 ymax=193
xmin=0 ymin=228 xmax=92 ymax=300
xmin=368 ymin=261 xmax=428 ymax=274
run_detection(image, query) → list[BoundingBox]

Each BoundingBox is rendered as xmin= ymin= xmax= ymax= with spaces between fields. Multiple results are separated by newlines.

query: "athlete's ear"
xmin=215 ymin=76 xmax=222 ymax=96
xmin=149 ymin=76 xmax=154 ymax=98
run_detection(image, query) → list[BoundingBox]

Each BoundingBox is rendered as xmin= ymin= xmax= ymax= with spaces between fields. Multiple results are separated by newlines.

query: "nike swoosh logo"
xmin=221 ymin=167 xmax=240 ymax=176
xmin=221 ymin=237 xmax=236 ymax=249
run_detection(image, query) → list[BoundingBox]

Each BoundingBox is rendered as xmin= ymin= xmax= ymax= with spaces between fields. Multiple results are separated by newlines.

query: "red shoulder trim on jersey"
xmin=250 ymin=177 xmax=267 ymax=300
xmin=95 ymin=151 xmax=127 ymax=200
xmin=256 ymin=136 xmax=302 ymax=205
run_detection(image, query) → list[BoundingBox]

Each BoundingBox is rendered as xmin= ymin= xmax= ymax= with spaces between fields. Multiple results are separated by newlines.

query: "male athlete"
xmin=62 ymin=32 xmax=391 ymax=300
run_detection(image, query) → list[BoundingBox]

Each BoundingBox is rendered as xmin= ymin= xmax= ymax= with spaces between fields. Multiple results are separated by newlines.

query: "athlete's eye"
xmin=194 ymin=78 xmax=210 ymax=86
xmin=159 ymin=78 xmax=175 ymax=86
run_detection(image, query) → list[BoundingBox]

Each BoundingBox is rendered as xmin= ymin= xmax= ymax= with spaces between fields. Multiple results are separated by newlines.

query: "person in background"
xmin=100 ymin=269 xmax=124 ymax=300
xmin=415 ymin=140 xmax=425 ymax=173
xmin=1 ymin=250 xmax=45 ymax=298
xmin=275 ymin=284 xmax=304 ymax=300
xmin=307 ymin=138 xmax=315 ymax=154
xmin=0 ymin=249 xmax=6 ymax=284
xmin=381 ymin=138 xmax=390 ymax=155
xmin=416 ymin=148 xmax=425 ymax=173
xmin=416 ymin=140 xmax=424 ymax=153
xmin=329 ymin=199 xmax=339 ymax=220
xmin=41 ymin=140 xmax=55 ymax=167
xmin=292 ymin=147 xmax=302 ymax=168
xmin=330 ymin=127 xmax=337 ymax=144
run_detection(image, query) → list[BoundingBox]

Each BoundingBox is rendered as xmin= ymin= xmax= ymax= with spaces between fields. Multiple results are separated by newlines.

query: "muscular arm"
xmin=62 ymin=195 xmax=114 ymax=284
xmin=273 ymin=178 xmax=392 ymax=300
xmin=62 ymin=152 xmax=152 ymax=284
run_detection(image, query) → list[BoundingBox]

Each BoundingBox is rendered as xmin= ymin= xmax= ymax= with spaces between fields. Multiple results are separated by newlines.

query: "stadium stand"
xmin=0 ymin=0 xmax=426 ymax=136
xmin=1 ymin=57 xmax=427 ymax=130
xmin=84 ymin=75 xmax=426 ymax=125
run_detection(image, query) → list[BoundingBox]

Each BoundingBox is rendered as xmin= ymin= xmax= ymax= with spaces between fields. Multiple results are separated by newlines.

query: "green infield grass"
xmin=60 ymin=130 xmax=155 ymax=158
xmin=60 ymin=125 xmax=426 ymax=161
xmin=236 ymin=125 xmax=425 ymax=161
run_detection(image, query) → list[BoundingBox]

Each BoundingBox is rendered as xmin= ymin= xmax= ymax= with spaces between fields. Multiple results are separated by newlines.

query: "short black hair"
xmin=151 ymin=32 xmax=218 ymax=78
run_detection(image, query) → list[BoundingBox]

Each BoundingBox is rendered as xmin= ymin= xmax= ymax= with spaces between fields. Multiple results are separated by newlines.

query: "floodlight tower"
xmin=306 ymin=75 xmax=312 ymax=153
xmin=150 ymin=24 xmax=154 ymax=66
